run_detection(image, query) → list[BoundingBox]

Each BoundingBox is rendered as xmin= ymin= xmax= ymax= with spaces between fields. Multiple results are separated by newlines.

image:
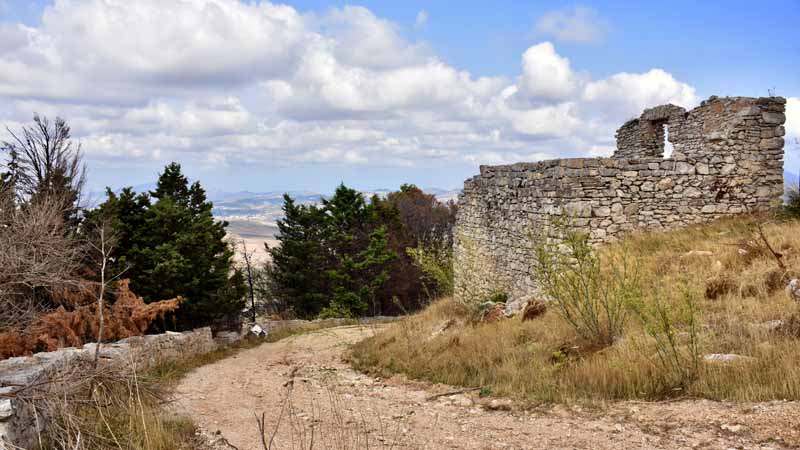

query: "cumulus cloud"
xmin=534 ymin=5 xmax=609 ymax=44
xmin=319 ymin=6 xmax=430 ymax=70
xmin=0 ymin=0 xmax=704 ymax=186
xmin=583 ymin=69 xmax=698 ymax=123
xmin=514 ymin=42 xmax=582 ymax=103
xmin=0 ymin=0 xmax=310 ymax=101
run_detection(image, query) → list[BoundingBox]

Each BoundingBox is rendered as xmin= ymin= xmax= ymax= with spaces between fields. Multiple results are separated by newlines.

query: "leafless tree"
xmin=241 ymin=239 xmax=257 ymax=323
xmin=84 ymin=220 xmax=120 ymax=364
xmin=2 ymin=115 xmax=86 ymax=214
xmin=0 ymin=194 xmax=83 ymax=330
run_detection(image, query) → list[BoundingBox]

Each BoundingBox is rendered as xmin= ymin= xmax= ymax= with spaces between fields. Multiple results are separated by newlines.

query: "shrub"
xmin=0 ymin=280 xmax=180 ymax=359
xmin=407 ymin=237 xmax=454 ymax=297
xmin=629 ymin=287 xmax=702 ymax=393
xmin=782 ymin=185 xmax=800 ymax=218
xmin=27 ymin=361 xmax=195 ymax=450
xmin=530 ymin=227 xmax=639 ymax=346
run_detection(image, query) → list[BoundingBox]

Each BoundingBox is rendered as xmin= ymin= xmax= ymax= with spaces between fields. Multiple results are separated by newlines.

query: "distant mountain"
xmin=209 ymin=187 xmax=460 ymax=224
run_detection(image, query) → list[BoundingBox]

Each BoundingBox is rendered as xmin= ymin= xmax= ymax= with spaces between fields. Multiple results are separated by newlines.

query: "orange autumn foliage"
xmin=0 ymin=280 xmax=180 ymax=359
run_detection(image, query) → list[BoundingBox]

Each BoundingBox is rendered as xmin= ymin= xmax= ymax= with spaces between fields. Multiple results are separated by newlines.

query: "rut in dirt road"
xmin=176 ymin=325 xmax=799 ymax=450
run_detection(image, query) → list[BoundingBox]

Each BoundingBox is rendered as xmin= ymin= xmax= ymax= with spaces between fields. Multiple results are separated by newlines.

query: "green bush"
xmin=531 ymin=227 xmax=639 ymax=346
xmin=407 ymin=237 xmax=454 ymax=297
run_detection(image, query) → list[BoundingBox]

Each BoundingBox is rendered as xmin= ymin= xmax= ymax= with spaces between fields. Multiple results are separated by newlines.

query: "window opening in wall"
xmin=663 ymin=124 xmax=674 ymax=158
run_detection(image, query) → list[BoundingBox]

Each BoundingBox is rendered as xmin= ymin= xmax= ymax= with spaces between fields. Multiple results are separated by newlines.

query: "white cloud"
xmin=320 ymin=6 xmax=430 ymax=70
xmin=534 ymin=5 xmax=609 ymax=44
xmin=583 ymin=69 xmax=698 ymax=118
xmin=0 ymin=1 xmax=707 ymax=183
xmin=0 ymin=0 xmax=310 ymax=101
xmin=415 ymin=10 xmax=429 ymax=27
xmin=514 ymin=42 xmax=581 ymax=102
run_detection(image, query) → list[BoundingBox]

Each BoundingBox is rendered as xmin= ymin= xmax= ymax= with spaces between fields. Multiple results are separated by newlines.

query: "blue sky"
xmin=0 ymin=0 xmax=798 ymax=193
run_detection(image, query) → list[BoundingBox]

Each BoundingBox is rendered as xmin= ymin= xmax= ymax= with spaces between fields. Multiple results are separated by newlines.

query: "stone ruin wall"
xmin=454 ymin=96 xmax=787 ymax=297
xmin=0 ymin=328 xmax=221 ymax=450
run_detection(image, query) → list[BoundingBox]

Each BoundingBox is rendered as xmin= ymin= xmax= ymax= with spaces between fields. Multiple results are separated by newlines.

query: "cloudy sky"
xmin=0 ymin=0 xmax=798 ymax=193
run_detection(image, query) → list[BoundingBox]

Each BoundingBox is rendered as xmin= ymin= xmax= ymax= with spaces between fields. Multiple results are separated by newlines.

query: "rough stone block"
xmin=762 ymin=112 xmax=786 ymax=124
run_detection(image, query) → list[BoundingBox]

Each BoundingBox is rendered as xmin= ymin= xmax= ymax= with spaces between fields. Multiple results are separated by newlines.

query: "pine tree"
xmin=269 ymin=185 xmax=397 ymax=318
xmin=94 ymin=163 xmax=245 ymax=330
xmin=268 ymin=195 xmax=331 ymax=317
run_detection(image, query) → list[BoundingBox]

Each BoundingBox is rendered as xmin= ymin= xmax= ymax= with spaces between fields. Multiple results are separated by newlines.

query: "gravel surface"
xmin=176 ymin=325 xmax=799 ymax=450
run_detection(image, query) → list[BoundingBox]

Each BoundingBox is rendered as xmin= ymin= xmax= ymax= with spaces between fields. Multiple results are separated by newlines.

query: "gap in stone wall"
xmin=663 ymin=123 xmax=674 ymax=158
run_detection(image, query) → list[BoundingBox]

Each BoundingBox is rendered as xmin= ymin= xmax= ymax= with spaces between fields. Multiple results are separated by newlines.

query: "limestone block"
xmin=675 ymin=162 xmax=695 ymax=174
xmin=656 ymin=178 xmax=674 ymax=190
xmin=762 ymin=112 xmax=786 ymax=124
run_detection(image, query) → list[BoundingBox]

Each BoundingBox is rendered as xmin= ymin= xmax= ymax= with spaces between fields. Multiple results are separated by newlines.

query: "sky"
xmin=0 ymin=0 xmax=798 ymax=193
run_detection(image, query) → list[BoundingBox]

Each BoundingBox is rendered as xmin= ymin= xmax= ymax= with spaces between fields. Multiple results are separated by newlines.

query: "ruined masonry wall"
xmin=455 ymin=96 xmax=787 ymax=296
xmin=0 ymin=328 xmax=220 ymax=450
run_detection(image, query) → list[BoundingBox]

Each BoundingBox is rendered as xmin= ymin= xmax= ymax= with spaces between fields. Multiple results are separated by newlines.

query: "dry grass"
xmin=351 ymin=215 xmax=800 ymax=403
xmin=21 ymin=361 xmax=198 ymax=450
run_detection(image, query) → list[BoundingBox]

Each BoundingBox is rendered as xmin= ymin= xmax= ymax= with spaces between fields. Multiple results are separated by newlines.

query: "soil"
xmin=176 ymin=325 xmax=800 ymax=450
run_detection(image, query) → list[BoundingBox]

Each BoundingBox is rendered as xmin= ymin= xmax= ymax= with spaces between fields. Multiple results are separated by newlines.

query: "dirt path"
xmin=176 ymin=325 xmax=799 ymax=450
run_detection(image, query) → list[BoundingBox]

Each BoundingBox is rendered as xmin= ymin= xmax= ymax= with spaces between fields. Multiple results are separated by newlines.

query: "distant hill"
xmin=209 ymin=187 xmax=460 ymax=262
xmin=209 ymin=188 xmax=460 ymax=224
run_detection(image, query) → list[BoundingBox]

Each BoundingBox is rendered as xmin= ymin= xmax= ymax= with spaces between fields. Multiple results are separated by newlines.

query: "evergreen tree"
xmin=269 ymin=184 xmax=397 ymax=318
xmin=322 ymin=225 xmax=396 ymax=318
xmin=93 ymin=163 xmax=245 ymax=330
xmin=267 ymin=195 xmax=331 ymax=317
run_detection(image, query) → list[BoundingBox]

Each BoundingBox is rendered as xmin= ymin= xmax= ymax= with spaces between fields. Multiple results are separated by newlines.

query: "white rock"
xmin=721 ymin=423 xmax=743 ymax=433
xmin=681 ymin=250 xmax=713 ymax=258
xmin=786 ymin=279 xmax=800 ymax=302
xmin=703 ymin=353 xmax=754 ymax=364
xmin=503 ymin=296 xmax=531 ymax=317
xmin=0 ymin=399 xmax=12 ymax=420
xmin=485 ymin=399 xmax=512 ymax=411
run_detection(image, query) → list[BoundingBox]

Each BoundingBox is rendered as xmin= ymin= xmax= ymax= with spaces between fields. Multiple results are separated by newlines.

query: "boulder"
xmin=786 ymin=279 xmax=800 ymax=303
xmin=503 ymin=296 xmax=531 ymax=317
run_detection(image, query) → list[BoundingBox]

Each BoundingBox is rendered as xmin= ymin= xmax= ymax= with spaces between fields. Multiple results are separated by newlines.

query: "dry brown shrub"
xmin=705 ymin=275 xmax=736 ymax=300
xmin=478 ymin=302 xmax=505 ymax=323
xmin=521 ymin=299 xmax=547 ymax=321
xmin=0 ymin=280 xmax=180 ymax=359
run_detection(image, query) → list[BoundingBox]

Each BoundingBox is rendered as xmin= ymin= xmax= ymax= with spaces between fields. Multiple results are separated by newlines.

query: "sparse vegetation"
xmin=352 ymin=215 xmax=800 ymax=402
xmin=531 ymin=225 xmax=639 ymax=346
xmin=407 ymin=236 xmax=454 ymax=297
xmin=253 ymin=384 xmax=412 ymax=450
xmin=21 ymin=361 xmax=197 ymax=450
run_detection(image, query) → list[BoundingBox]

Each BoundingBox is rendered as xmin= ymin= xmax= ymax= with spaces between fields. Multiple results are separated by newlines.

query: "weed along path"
xmin=176 ymin=326 xmax=799 ymax=450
